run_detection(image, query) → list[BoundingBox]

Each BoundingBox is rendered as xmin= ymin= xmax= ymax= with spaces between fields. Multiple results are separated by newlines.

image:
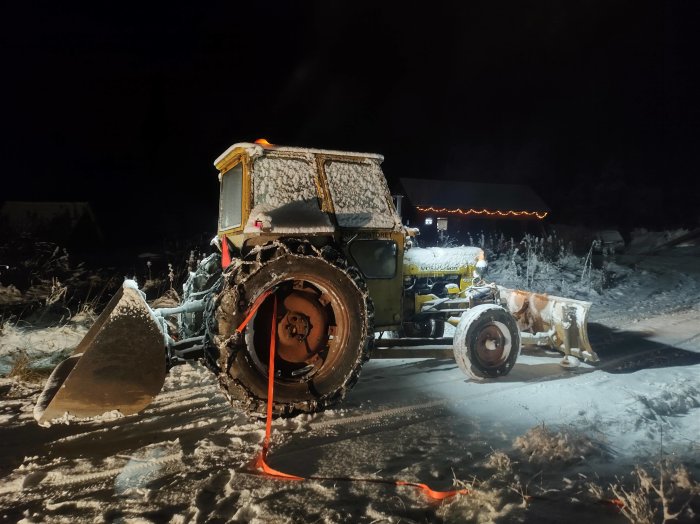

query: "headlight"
xmin=475 ymin=259 xmax=488 ymax=277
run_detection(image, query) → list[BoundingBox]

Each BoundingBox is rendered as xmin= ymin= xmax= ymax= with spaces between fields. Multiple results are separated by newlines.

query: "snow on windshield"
xmin=324 ymin=160 xmax=398 ymax=229
xmin=251 ymin=155 xmax=334 ymax=231
xmin=253 ymin=156 xmax=319 ymax=208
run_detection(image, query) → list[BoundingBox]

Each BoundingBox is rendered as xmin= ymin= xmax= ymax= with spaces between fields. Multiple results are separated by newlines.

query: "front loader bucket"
xmin=498 ymin=286 xmax=598 ymax=363
xmin=34 ymin=282 xmax=167 ymax=425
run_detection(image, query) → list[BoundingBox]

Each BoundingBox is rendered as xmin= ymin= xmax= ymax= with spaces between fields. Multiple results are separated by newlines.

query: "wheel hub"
xmin=283 ymin=311 xmax=310 ymax=341
xmin=475 ymin=324 xmax=506 ymax=365
xmin=275 ymin=290 xmax=329 ymax=364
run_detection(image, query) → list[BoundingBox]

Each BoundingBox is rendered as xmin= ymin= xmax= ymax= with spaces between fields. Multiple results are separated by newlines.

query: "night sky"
xmin=2 ymin=2 xmax=699 ymax=246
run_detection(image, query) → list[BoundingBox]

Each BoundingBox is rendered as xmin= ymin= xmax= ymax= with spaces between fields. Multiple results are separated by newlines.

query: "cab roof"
xmin=214 ymin=141 xmax=384 ymax=170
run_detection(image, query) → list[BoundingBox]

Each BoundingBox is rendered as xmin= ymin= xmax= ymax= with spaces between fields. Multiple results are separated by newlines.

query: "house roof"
xmin=399 ymin=178 xmax=550 ymax=219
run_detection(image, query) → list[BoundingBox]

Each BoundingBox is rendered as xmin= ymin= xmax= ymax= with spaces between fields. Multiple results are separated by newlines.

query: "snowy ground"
xmin=1 ymin=242 xmax=699 ymax=523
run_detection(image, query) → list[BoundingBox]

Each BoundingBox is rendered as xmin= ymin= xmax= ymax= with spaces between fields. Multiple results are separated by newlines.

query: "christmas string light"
xmin=416 ymin=206 xmax=548 ymax=219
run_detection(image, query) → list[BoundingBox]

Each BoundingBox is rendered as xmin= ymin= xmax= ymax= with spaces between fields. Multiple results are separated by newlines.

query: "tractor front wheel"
xmin=453 ymin=304 xmax=520 ymax=380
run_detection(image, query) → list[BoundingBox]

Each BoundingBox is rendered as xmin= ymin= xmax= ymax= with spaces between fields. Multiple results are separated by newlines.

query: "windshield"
xmin=324 ymin=160 xmax=396 ymax=229
xmin=252 ymin=156 xmax=318 ymax=208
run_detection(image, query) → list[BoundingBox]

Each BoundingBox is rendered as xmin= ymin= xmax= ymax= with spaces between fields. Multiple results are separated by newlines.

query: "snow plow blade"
xmin=34 ymin=282 xmax=167 ymax=425
xmin=498 ymin=287 xmax=598 ymax=363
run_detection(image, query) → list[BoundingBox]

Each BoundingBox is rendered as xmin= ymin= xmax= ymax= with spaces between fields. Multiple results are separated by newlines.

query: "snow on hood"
xmin=404 ymin=246 xmax=484 ymax=273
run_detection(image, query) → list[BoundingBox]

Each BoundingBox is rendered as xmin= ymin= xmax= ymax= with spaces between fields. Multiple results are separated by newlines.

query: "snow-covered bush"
xmin=0 ymin=320 xmax=86 ymax=381
xmin=469 ymin=232 xmax=629 ymax=299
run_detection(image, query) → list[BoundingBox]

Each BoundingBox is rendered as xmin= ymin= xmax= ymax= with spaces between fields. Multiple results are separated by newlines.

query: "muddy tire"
xmin=210 ymin=240 xmax=373 ymax=415
xmin=453 ymin=304 xmax=520 ymax=380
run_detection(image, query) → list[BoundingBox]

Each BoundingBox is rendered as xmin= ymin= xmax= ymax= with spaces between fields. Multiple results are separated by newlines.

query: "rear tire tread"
xmin=208 ymin=239 xmax=374 ymax=416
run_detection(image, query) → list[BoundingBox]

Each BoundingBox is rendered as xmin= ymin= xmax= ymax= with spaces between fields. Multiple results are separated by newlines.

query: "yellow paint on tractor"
xmin=403 ymin=261 xmax=477 ymax=280
xmin=215 ymin=144 xmax=254 ymax=249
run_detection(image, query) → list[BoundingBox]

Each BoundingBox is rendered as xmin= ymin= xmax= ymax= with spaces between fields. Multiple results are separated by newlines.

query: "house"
xmin=397 ymin=178 xmax=550 ymax=244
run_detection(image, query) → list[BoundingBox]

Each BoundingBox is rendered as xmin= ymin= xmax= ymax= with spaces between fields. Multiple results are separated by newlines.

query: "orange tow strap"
xmin=255 ymin=295 xmax=303 ymax=480
xmin=236 ymin=293 xmax=468 ymax=500
xmin=235 ymin=289 xmax=274 ymax=337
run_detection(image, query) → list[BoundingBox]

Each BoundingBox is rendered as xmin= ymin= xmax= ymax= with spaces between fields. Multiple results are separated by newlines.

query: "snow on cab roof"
xmin=214 ymin=141 xmax=384 ymax=168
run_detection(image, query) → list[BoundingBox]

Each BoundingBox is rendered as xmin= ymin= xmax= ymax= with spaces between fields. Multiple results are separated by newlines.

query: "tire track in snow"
xmin=48 ymin=397 xmax=231 ymax=447
xmin=310 ymin=399 xmax=448 ymax=430
xmin=38 ymin=452 xmax=183 ymax=487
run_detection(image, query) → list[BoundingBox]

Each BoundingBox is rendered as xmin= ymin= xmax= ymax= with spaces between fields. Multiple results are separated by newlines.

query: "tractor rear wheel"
xmin=211 ymin=240 xmax=373 ymax=415
xmin=453 ymin=304 xmax=520 ymax=380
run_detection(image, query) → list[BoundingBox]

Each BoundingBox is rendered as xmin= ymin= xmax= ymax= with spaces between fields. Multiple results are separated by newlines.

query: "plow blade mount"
xmin=34 ymin=282 xmax=167 ymax=425
xmin=498 ymin=286 xmax=598 ymax=363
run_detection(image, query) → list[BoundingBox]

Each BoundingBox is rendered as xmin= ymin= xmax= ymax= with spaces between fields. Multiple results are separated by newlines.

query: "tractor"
xmin=35 ymin=141 xmax=595 ymax=424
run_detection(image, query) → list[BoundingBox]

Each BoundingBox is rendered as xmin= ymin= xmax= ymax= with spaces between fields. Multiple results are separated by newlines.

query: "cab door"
xmin=346 ymin=233 xmax=405 ymax=330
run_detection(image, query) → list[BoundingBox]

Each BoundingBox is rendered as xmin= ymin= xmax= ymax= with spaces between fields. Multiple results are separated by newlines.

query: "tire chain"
xmin=204 ymin=239 xmax=375 ymax=416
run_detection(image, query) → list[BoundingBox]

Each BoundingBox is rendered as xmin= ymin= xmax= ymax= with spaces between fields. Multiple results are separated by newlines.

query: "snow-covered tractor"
xmin=35 ymin=141 xmax=596 ymax=424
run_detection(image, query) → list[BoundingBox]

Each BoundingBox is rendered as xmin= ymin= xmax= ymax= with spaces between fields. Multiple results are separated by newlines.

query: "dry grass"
xmin=7 ymin=350 xmax=47 ymax=383
xmin=588 ymin=461 xmax=700 ymax=523
xmin=513 ymin=423 xmax=606 ymax=464
xmin=435 ymin=449 xmax=535 ymax=522
xmin=610 ymin=462 xmax=700 ymax=523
